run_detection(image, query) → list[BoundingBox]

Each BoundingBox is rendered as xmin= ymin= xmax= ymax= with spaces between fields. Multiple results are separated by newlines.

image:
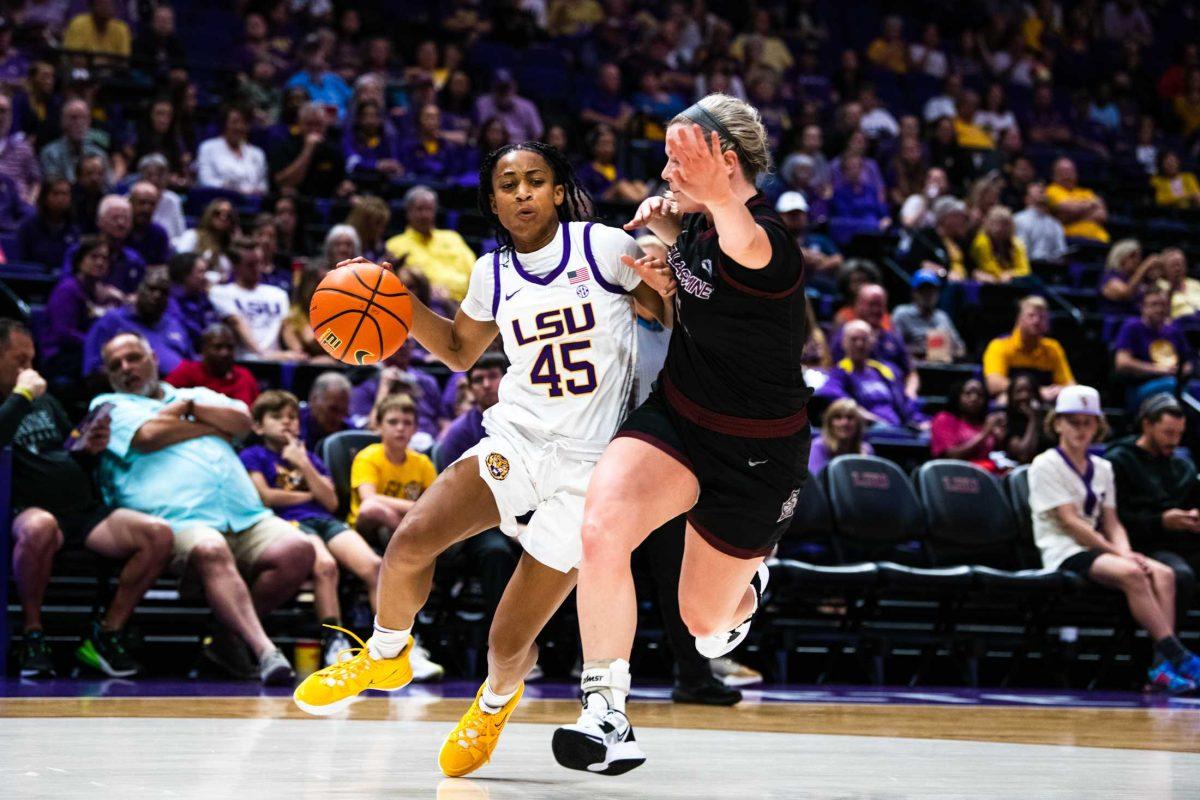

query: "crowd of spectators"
xmin=4 ymin=0 xmax=1200 ymax=686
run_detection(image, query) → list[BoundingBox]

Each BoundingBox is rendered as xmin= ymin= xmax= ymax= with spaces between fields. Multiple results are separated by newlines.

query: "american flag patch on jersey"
xmin=567 ymin=265 xmax=590 ymax=284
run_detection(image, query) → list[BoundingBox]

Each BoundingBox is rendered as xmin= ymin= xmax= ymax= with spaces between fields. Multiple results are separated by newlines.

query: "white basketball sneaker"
xmin=694 ymin=562 xmax=770 ymax=659
xmin=552 ymin=697 xmax=646 ymax=776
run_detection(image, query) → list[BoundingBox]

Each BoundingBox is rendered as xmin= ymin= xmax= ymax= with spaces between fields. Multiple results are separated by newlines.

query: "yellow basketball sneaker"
xmin=438 ymin=681 xmax=525 ymax=777
xmin=292 ymin=626 xmax=413 ymax=716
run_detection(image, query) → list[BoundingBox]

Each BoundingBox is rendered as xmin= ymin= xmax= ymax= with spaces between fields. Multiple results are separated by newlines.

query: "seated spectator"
xmin=1100 ymin=239 xmax=1159 ymax=319
xmin=43 ymin=236 xmax=123 ymax=377
xmin=975 ymin=83 xmax=1018 ymax=142
xmin=126 ymin=97 xmax=188 ymax=184
xmin=0 ymin=89 xmax=40 ymax=205
xmin=195 ymin=105 xmax=268 ymax=195
xmin=1004 ymin=373 xmax=1051 ymax=466
xmin=66 ymin=194 xmax=146 ymax=294
xmin=953 ymin=91 xmax=995 ymax=151
xmin=398 ymin=103 xmax=467 ymax=182
xmin=730 ymin=8 xmax=795 ymax=75
xmin=165 ymin=322 xmax=259 ymax=407
xmin=344 ymin=99 xmax=401 ymax=179
xmin=301 ymin=371 xmax=352 ymax=451
xmin=12 ymin=177 xmax=78 ymax=271
xmin=1151 ymin=150 xmax=1200 ymax=210
xmin=898 ymin=196 xmax=970 ymax=278
xmin=580 ymin=62 xmax=633 ymax=131
xmin=1113 ymin=287 xmax=1192 ymax=409
xmin=475 ymin=68 xmax=543 ymax=142
xmin=83 ymin=270 xmax=190 ymax=375
xmin=132 ymin=5 xmax=184 ymax=82
xmin=269 ymin=102 xmax=353 ymax=199
xmin=1014 ymin=182 xmax=1068 ymax=264
xmin=285 ymin=34 xmax=351 ymax=121
xmin=1107 ymin=394 xmax=1200 ymax=603
xmin=577 ymin=124 xmax=648 ymax=203
xmin=887 ymin=135 xmax=928 ymax=208
xmin=435 ymin=353 xmax=506 ymax=470
xmin=63 ymin=0 xmax=131 ymax=61
xmin=819 ymin=320 xmax=924 ymax=430
xmin=72 ymin=154 xmax=106 ymax=236
xmin=931 ymin=377 xmax=1006 ymax=468
xmin=137 ymin=153 xmax=186 ymax=241
xmin=983 ymin=295 xmax=1075 ymax=401
xmin=970 ymin=206 xmax=1031 ymax=283
xmin=345 ymin=196 xmax=391 ymax=263
xmin=385 ymin=186 xmax=475 ymax=303
xmin=0 ymin=167 xmax=29 ymax=232
xmin=808 ymin=398 xmax=873 ymax=474
xmin=1046 ymin=157 xmax=1110 ymax=243
xmin=126 ymin=181 xmax=170 ymax=268
xmin=891 ymin=270 xmax=966 ymax=361
xmin=927 ymin=116 xmax=968 ymax=187
xmin=166 ymin=251 xmax=219 ymax=352
xmin=858 ymin=84 xmax=899 ymax=141
xmin=250 ymin=213 xmax=291 ymax=293
xmin=776 ymin=191 xmax=842 ymax=279
xmin=831 ymin=283 xmax=917 ymax=396
xmin=174 ymin=198 xmax=238 ymax=281
xmin=1026 ymin=82 xmax=1073 ymax=147
xmin=1030 ymin=385 xmax=1200 ymax=693
xmin=832 ymin=259 xmax=885 ymax=327
xmin=1 ymin=320 xmax=173 ymax=678
xmin=631 ymin=69 xmax=686 ymax=140
xmin=866 ymin=15 xmax=908 ymax=74
xmin=92 ymin=332 xmax=312 ymax=685
xmin=242 ymin=390 xmax=382 ymax=666
xmin=1161 ymin=247 xmax=1200 ymax=320
xmin=39 ymin=98 xmax=111 ymax=183
xmin=350 ymin=344 xmax=445 ymax=448
xmin=210 ymin=240 xmax=303 ymax=360
xmin=910 ymin=22 xmax=948 ymax=79
xmin=828 ymin=154 xmax=891 ymax=240
xmin=348 ymin=395 xmax=436 ymax=546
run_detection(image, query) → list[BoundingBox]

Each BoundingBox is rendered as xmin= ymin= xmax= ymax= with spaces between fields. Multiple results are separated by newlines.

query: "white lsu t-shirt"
xmin=1028 ymin=449 xmax=1117 ymax=570
xmin=461 ymin=221 xmax=642 ymax=453
xmin=209 ymin=281 xmax=291 ymax=354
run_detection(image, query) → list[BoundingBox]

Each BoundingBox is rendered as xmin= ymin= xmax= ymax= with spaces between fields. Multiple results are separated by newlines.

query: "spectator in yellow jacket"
xmin=970 ymin=206 xmax=1031 ymax=283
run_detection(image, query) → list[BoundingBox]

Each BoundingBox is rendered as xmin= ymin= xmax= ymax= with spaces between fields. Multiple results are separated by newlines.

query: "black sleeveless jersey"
xmin=661 ymin=193 xmax=811 ymax=430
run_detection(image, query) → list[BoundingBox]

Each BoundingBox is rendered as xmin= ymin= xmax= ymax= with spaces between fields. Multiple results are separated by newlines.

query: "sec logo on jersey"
xmin=485 ymin=452 xmax=510 ymax=481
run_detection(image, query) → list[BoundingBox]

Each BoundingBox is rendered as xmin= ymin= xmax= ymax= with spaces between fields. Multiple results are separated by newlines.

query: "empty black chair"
xmin=916 ymin=460 xmax=1066 ymax=593
xmin=1005 ymin=464 xmax=1045 ymax=569
xmin=823 ymin=455 xmax=972 ymax=590
xmin=320 ymin=430 xmax=381 ymax=517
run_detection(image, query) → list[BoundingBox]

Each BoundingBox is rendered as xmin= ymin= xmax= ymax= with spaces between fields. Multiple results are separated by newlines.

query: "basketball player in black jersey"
xmin=553 ymin=94 xmax=810 ymax=775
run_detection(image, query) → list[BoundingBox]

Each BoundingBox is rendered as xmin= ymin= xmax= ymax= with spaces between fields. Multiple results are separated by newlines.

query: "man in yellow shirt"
xmin=953 ymin=91 xmax=996 ymax=151
xmin=1045 ymin=157 xmax=1110 ymax=243
xmin=866 ymin=16 xmax=909 ymax=74
xmin=349 ymin=395 xmax=437 ymax=546
xmin=63 ymin=0 xmax=131 ymax=59
xmin=982 ymin=295 xmax=1075 ymax=401
xmin=385 ymin=185 xmax=476 ymax=302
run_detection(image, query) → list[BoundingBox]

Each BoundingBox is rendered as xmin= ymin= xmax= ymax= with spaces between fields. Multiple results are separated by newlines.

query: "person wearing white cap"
xmin=1029 ymin=385 xmax=1200 ymax=694
xmin=775 ymin=191 xmax=842 ymax=276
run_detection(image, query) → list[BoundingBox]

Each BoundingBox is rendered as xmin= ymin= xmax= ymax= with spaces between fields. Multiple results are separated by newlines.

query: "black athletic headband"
xmin=679 ymin=102 xmax=750 ymax=165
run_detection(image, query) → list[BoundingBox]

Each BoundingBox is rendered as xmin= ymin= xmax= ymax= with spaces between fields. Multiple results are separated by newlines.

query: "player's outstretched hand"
xmin=336 ymin=255 xmax=399 ymax=274
xmin=664 ymin=124 xmax=734 ymax=207
xmin=622 ymin=253 xmax=676 ymax=298
xmin=624 ymin=195 xmax=679 ymax=233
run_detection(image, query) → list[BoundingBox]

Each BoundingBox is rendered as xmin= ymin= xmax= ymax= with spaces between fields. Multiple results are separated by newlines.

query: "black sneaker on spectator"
xmin=201 ymin=625 xmax=257 ymax=679
xmin=671 ymin=675 xmax=743 ymax=706
xmin=258 ymin=648 xmax=295 ymax=686
xmin=76 ymin=621 xmax=141 ymax=678
xmin=19 ymin=630 xmax=56 ymax=679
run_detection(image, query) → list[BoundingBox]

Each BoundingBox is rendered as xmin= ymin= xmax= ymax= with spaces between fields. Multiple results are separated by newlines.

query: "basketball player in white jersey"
xmin=292 ymin=142 xmax=674 ymax=778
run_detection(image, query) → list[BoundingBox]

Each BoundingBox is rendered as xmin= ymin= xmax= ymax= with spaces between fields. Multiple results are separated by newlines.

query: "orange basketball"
xmin=309 ymin=263 xmax=412 ymax=365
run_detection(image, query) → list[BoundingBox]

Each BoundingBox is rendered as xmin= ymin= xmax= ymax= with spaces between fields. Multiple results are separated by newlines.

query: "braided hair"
xmin=477 ymin=141 xmax=593 ymax=252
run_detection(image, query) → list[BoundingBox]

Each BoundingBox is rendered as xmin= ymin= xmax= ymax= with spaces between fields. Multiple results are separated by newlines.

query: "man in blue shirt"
xmin=83 ymin=271 xmax=191 ymax=375
xmin=285 ymin=36 xmax=351 ymax=121
xmin=92 ymin=332 xmax=315 ymax=685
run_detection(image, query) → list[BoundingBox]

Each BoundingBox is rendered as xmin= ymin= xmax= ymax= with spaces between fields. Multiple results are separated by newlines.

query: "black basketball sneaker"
xmin=552 ymin=695 xmax=646 ymax=776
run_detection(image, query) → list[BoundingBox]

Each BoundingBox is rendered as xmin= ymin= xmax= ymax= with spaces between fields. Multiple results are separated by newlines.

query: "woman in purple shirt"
xmin=12 ymin=177 xmax=78 ymax=271
xmin=42 ymin=236 xmax=125 ymax=378
xmin=808 ymin=398 xmax=874 ymax=474
xmin=344 ymin=99 xmax=401 ymax=179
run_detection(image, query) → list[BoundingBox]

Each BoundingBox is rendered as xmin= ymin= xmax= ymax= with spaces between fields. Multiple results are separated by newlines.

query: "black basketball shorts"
xmin=616 ymin=389 xmax=811 ymax=559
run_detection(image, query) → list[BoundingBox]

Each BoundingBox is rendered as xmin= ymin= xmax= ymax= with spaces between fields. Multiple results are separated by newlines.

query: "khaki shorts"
xmin=171 ymin=516 xmax=304 ymax=594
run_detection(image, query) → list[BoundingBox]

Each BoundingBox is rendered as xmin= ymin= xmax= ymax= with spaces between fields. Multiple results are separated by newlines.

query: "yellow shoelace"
xmin=451 ymin=705 xmax=504 ymax=750
xmin=316 ymin=624 xmax=372 ymax=683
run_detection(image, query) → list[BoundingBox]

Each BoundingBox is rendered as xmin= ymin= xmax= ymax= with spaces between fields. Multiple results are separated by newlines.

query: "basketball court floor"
xmin=3 ymin=680 xmax=1199 ymax=798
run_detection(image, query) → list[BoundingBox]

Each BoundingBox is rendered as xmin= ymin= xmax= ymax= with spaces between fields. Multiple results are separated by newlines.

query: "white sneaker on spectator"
xmin=322 ymin=629 xmax=354 ymax=667
xmin=410 ymin=639 xmax=445 ymax=682
xmin=710 ymin=657 xmax=763 ymax=687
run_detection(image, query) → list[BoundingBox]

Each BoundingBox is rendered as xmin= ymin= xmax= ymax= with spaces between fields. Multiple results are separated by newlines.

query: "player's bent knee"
xmin=579 ymin=517 xmax=630 ymax=563
xmin=679 ymin=601 xmax=723 ymax=640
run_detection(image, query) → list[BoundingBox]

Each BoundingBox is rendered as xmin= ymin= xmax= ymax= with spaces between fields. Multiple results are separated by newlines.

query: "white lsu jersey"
xmin=460 ymin=221 xmax=642 ymax=456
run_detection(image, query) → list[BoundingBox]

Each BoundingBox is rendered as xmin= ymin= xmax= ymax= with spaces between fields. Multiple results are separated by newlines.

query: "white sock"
xmin=580 ymin=658 xmax=631 ymax=713
xmin=367 ymin=617 xmax=411 ymax=660
xmin=479 ymin=678 xmax=518 ymax=714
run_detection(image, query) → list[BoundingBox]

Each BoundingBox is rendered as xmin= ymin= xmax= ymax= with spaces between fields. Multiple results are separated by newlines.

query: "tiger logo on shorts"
xmin=485 ymin=452 xmax=510 ymax=481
